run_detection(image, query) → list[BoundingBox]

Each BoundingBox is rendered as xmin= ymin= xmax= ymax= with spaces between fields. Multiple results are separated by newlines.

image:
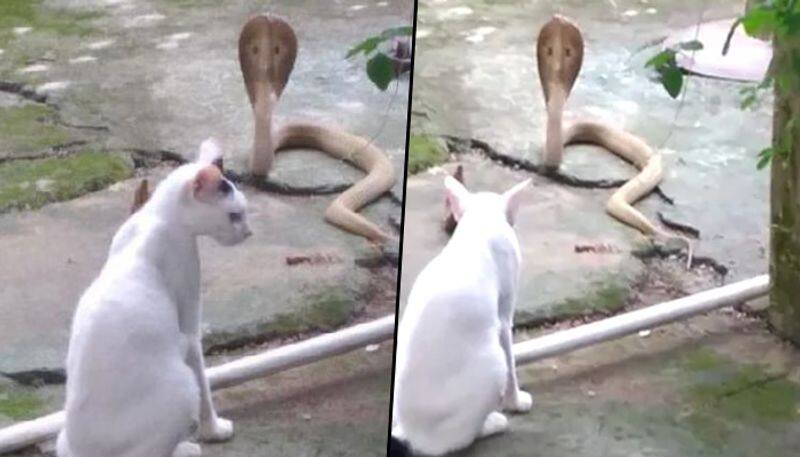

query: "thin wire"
xmin=357 ymin=72 xmax=402 ymax=156
xmin=656 ymin=0 xmax=707 ymax=150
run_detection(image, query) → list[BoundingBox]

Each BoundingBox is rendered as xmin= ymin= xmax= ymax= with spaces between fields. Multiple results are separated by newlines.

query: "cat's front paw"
xmin=505 ymin=390 xmax=533 ymax=413
xmin=173 ymin=441 xmax=202 ymax=457
xmin=198 ymin=417 xmax=234 ymax=443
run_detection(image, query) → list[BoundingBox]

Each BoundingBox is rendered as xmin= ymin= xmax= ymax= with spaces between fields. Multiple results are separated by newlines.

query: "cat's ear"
xmin=129 ymin=179 xmax=150 ymax=215
xmin=192 ymin=165 xmax=223 ymax=202
xmin=444 ymin=175 xmax=470 ymax=221
xmin=502 ymin=178 xmax=530 ymax=226
xmin=197 ymin=137 xmax=223 ymax=171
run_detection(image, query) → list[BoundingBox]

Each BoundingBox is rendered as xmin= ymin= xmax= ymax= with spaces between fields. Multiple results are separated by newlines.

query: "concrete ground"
xmin=455 ymin=306 xmax=800 ymax=457
xmin=406 ymin=0 xmax=769 ymax=323
xmin=0 ymin=0 xmax=406 ymax=455
xmin=403 ymin=0 xmax=799 ymax=455
xmin=4 ymin=344 xmax=394 ymax=457
xmin=2 ymin=265 xmax=398 ymax=456
xmin=0 ymin=0 xmax=407 ymax=372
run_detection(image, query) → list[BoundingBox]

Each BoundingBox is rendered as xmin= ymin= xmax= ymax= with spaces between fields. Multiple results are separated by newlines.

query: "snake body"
xmin=537 ymin=16 xmax=691 ymax=260
xmin=239 ymin=15 xmax=396 ymax=243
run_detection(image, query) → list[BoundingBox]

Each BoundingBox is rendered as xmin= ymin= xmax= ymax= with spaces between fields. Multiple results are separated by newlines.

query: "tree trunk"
xmin=768 ymin=32 xmax=800 ymax=345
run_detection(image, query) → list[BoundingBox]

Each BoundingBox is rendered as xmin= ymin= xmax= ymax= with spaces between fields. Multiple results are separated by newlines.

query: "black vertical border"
xmin=385 ymin=0 xmax=418 ymax=455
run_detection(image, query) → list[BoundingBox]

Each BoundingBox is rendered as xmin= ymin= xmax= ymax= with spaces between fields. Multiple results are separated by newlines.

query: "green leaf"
xmin=741 ymin=92 xmax=757 ymax=109
xmin=678 ymin=40 xmax=704 ymax=51
xmin=346 ymin=36 xmax=384 ymax=58
xmin=645 ymin=49 xmax=674 ymax=68
xmin=757 ymin=147 xmax=774 ymax=170
xmin=741 ymin=7 xmax=777 ymax=37
xmin=366 ymin=52 xmax=395 ymax=91
xmin=660 ymin=66 xmax=684 ymax=98
xmin=346 ymin=26 xmax=412 ymax=58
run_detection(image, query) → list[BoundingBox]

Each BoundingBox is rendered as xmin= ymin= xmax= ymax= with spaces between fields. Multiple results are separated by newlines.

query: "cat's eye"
xmin=218 ymin=180 xmax=232 ymax=195
xmin=228 ymin=212 xmax=243 ymax=223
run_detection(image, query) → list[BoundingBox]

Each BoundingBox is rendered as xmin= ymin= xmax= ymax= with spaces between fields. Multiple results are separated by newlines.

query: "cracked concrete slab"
xmin=410 ymin=0 xmax=769 ymax=295
xmin=0 ymin=0 xmax=406 ymax=372
xmin=0 ymin=163 xmax=396 ymax=374
xmin=400 ymin=155 xmax=651 ymax=324
xmin=22 ymin=0 xmax=411 ymax=196
xmin=404 ymin=0 xmax=770 ymax=323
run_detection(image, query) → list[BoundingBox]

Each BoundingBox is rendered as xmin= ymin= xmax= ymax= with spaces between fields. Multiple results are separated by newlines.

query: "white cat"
xmin=56 ymin=139 xmax=252 ymax=457
xmin=392 ymin=176 xmax=533 ymax=456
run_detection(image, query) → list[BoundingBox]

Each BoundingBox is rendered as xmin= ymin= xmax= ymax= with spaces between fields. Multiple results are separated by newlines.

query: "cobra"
xmin=239 ymin=15 xmax=397 ymax=243
xmin=536 ymin=15 xmax=692 ymax=265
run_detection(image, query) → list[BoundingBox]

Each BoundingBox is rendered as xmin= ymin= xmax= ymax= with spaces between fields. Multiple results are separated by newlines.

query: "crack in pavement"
xmin=0 ymin=141 xmax=91 ymax=164
xmin=123 ymin=147 xmax=402 ymax=205
xmin=658 ymin=211 xmax=701 ymax=239
xmin=715 ymin=372 xmax=788 ymax=401
xmin=53 ymin=119 xmax=110 ymax=132
xmin=633 ymin=244 xmax=729 ymax=276
xmin=0 ymin=80 xmax=50 ymax=105
xmin=0 ymin=369 xmax=66 ymax=386
xmin=441 ymin=134 xmax=676 ymax=205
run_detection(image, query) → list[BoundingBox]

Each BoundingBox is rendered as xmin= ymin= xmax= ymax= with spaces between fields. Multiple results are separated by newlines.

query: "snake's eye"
xmin=252 ymin=45 xmax=259 ymax=55
xmin=547 ymin=46 xmax=553 ymax=56
xmin=565 ymin=48 xmax=572 ymax=57
xmin=274 ymin=46 xmax=280 ymax=55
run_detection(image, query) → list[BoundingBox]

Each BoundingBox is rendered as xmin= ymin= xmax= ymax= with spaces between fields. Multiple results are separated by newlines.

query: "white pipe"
xmin=0 ymin=275 xmax=771 ymax=453
xmin=0 ymin=315 xmax=396 ymax=454
xmin=209 ymin=314 xmax=395 ymax=389
xmin=513 ymin=275 xmax=769 ymax=365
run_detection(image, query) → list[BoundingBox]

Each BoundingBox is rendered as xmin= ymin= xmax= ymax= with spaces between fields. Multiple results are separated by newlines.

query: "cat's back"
xmin=399 ymin=244 xmax=500 ymax=354
xmin=70 ymin=221 xmax=177 ymax=355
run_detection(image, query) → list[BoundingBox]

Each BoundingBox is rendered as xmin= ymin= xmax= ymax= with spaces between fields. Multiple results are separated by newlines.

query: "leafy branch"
xmin=646 ymin=0 xmax=800 ymax=169
xmin=644 ymin=40 xmax=702 ymax=98
xmin=347 ymin=26 xmax=413 ymax=91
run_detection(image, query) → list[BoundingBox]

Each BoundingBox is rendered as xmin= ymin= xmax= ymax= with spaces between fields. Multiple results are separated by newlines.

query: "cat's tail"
xmin=389 ymin=436 xmax=411 ymax=457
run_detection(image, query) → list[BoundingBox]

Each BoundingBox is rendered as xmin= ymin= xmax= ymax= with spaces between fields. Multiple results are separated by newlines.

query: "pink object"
xmin=665 ymin=18 xmax=772 ymax=82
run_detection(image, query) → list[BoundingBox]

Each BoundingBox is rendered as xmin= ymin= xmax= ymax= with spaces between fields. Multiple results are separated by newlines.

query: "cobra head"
xmin=238 ymin=14 xmax=298 ymax=106
xmin=536 ymin=15 xmax=584 ymax=104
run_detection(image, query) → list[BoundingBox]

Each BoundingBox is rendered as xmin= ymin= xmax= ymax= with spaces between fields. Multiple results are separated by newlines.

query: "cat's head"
xmin=183 ymin=138 xmax=252 ymax=245
xmin=444 ymin=174 xmax=530 ymax=227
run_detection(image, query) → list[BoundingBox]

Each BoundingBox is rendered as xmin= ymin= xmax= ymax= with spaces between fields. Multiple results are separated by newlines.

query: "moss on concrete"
xmin=204 ymin=287 xmax=359 ymax=352
xmin=408 ymin=134 xmax=446 ymax=174
xmin=0 ymin=0 xmax=99 ymax=48
xmin=675 ymin=348 xmax=800 ymax=449
xmin=0 ymin=150 xmax=133 ymax=213
xmin=270 ymin=288 xmax=357 ymax=337
xmin=0 ymin=384 xmax=44 ymax=421
xmin=517 ymin=278 xmax=628 ymax=325
xmin=0 ymin=104 xmax=71 ymax=155
xmin=558 ymin=281 xmax=627 ymax=316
